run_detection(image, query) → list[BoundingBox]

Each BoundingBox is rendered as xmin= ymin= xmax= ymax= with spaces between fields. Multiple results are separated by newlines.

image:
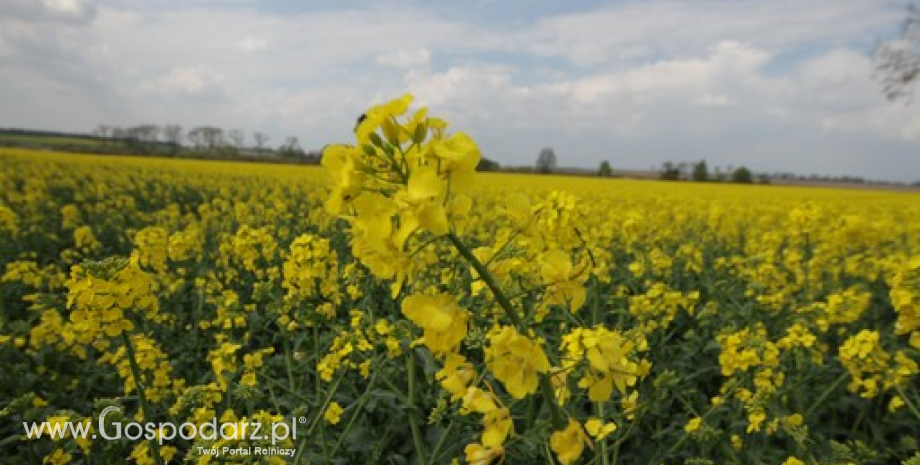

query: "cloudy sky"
xmin=1 ymin=0 xmax=918 ymax=181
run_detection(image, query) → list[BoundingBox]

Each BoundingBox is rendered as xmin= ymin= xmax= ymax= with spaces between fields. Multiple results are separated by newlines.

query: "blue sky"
xmin=1 ymin=0 xmax=918 ymax=181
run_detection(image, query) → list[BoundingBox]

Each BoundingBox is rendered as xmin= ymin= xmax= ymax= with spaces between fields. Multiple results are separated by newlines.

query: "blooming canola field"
xmin=1 ymin=100 xmax=920 ymax=465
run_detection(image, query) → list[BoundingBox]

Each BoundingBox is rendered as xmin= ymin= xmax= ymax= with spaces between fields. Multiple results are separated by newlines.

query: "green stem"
xmin=313 ymin=324 xmax=321 ymax=401
xmin=330 ymin=373 xmax=377 ymax=457
xmin=121 ymin=333 xmax=164 ymax=465
xmin=446 ymin=232 xmax=521 ymax=327
xmin=612 ymin=410 xmax=641 ymax=463
xmin=894 ymin=385 xmax=920 ymax=421
xmin=294 ymin=371 xmax=345 ymax=463
xmin=659 ymin=381 xmax=741 ymax=462
xmin=254 ymin=369 xmax=315 ymax=405
xmin=281 ymin=326 xmax=295 ymax=392
xmin=447 ymin=231 xmax=565 ymax=428
xmin=407 ymin=351 xmax=428 ymax=464
xmin=538 ymin=369 xmax=566 ymax=429
xmin=193 ymin=288 xmax=204 ymax=375
xmin=304 ymin=373 xmax=344 ymax=439
xmin=597 ymin=402 xmax=609 ymax=465
xmin=427 ymin=418 xmax=456 ymax=465
xmin=804 ymin=372 xmax=848 ymax=418
xmin=377 ymin=375 xmax=414 ymax=406
xmin=482 ymin=229 xmax=522 ymax=269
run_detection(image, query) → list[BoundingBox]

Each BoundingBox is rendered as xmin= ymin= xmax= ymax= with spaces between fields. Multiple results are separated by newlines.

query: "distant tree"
xmin=123 ymin=126 xmax=138 ymax=141
xmin=692 ymin=160 xmax=709 ymax=182
xmin=598 ymin=160 xmax=612 ymax=177
xmin=279 ymin=136 xmax=304 ymax=158
xmin=124 ymin=127 xmax=143 ymax=145
xmin=731 ymin=166 xmax=754 ymax=184
xmin=677 ymin=162 xmax=689 ymax=179
xmin=131 ymin=124 xmax=160 ymax=142
xmin=92 ymin=125 xmax=111 ymax=138
xmin=477 ymin=157 xmax=501 ymax=171
xmin=163 ymin=124 xmax=183 ymax=146
xmin=187 ymin=127 xmax=205 ymax=150
xmin=147 ymin=124 xmax=161 ymax=142
xmin=536 ymin=147 xmax=557 ymax=173
xmin=660 ymin=162 xmax=681 ymax=181
xmin=199 ymin=127 xmax=223 ymax=150
xmin=253 ymin=132 xmax=269 ymax=152
xmin=226 ymin=129 xmax=245 ymax=149
xmin=303 ymin=150 xmax=322 ymax=164
xmin=875 ymin=5 xmax=920 ymax=102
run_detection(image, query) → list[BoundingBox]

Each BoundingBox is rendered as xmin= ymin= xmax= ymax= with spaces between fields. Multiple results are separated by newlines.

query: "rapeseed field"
xmin=1 ymin=95 xmax=919 ymax=464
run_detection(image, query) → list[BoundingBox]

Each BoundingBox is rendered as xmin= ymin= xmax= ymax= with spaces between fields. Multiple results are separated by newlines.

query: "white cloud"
xmin=158 ymin=68 xmax=208 ymax=94
xmin=147 ymin=67 xmax=227 ymax=100
xmin=781 ymin=48 xmax=920 ymax=142
xmin=409 ymin=65 xmax=512 ymax=104
xmin=488 ymin=41 xmax=772 ymax=134
xmin=377 ymin=49 xmax=431 ymax=69
xmin=0 ymin=0 xmax=918 ymax=180
xmin=238 ymin=36 xmax=270 ymax=53
xmin=0 ymin=0 xmax=97 ymax=23
xmin=697 ymin=94 xmax=735 ymax=108
xmin=44 ymin=0 xmax=90 ymax=16
xmin=517 ymin=0 xmax=897 ymax=66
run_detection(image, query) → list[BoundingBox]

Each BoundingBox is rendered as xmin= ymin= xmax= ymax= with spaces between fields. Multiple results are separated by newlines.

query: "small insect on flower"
xmin=354 ymin=113 xmax=367 ymax=133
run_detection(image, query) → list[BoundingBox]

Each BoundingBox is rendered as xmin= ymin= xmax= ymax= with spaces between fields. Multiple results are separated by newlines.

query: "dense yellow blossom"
xmin=3 ymin=94 xmax=920 ymax=465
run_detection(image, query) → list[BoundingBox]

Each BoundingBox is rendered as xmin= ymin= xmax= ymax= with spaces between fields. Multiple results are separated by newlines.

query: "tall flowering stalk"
xmin=65 ymin=257 xmax=173 ymax=465
xmin=321 ymin=95 xmax=646 ymax=464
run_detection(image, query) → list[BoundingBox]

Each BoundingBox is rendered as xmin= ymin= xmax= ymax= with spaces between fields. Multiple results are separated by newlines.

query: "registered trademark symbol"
xmin=299 ymin=417 xmax=307 ymax=424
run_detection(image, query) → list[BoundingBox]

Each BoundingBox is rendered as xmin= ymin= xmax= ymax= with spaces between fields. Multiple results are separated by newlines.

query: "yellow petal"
xmin=416 ymin=203 xmax=449 ymax=236
xmin=407 ymin=167 xmax=442 ymax=201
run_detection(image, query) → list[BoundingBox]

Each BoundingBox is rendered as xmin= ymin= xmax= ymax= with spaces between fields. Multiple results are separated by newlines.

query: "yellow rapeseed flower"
xmin=401 ymin=292 xmax=469 ymax=357
xmin=484 ymin=326 xmax=551 ymax=399
xmin=324 ymin=401 xmax=344 ymax=425
xmin=549 ymin=419 xmax=589 ymax=465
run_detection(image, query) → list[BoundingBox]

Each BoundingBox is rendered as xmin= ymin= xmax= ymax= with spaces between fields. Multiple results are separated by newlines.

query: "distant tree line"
xmin=0 ymin=124 xmax=323 ymax=163
xmin=0 ymin=127 xmax=179 ymax=155
xmin=5 ymin=127 xmax=916 ymax=185
xmin=1 ymin=125 xmax=506 ymax=171
xmin=659 ymin=160 xmax=770 ymax=184
xmin=657 ymin=160 xmax=918 ymax=186
xmin=91 ymin=124 xmax=322 ymax=162
xmin=660 ymin=160 xmax=760 ymax=184
xmin=526 ymin=145 xmax=920 ymax=186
